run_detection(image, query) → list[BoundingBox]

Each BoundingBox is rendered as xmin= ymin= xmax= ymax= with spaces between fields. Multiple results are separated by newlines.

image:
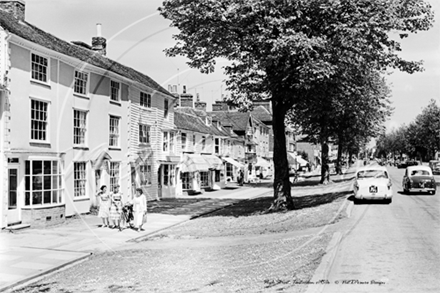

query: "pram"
xmin=121 ymin=203 xmax=134 ymax=229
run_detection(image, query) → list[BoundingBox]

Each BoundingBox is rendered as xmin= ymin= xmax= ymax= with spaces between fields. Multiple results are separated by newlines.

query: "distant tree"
xmin=160 ymin=0 xmax=433 ymax=209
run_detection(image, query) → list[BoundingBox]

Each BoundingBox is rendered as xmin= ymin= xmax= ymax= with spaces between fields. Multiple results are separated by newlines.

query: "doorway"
xmin=7 ymin=168 xmax=20 ymax=224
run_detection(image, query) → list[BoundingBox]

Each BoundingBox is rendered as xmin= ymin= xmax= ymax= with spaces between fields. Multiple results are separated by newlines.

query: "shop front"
xmin=223 ymin=157 xmax=244 ymax=184
xmin=5 ymin=151 xmax=65 ymax=228
xmin=179 ymin=154 xmax=210 ymax=195
xmin=202 ymin=154 xmax=224 ymax=190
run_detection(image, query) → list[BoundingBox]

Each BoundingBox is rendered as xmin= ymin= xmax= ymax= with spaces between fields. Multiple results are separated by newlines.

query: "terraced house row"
xmin=0 ymin=0 xmax=274 ymax=229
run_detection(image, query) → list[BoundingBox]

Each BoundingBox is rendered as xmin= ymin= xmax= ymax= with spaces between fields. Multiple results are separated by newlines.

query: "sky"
xmin=25 ymin=0 xmax=440 ymax=131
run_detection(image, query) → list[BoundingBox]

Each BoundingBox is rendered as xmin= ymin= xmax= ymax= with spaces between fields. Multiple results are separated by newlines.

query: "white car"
xmin=353 ymin=166 xmax=393 ymax=203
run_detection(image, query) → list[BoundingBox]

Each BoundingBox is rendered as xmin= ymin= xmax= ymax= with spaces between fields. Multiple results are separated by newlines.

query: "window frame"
xmin=73 ymin=109 xmax=88 ymax=146
xmin=110 ymin=80 xmax=121 ymax=102
xmin=140 ymin=92 xmax=152 ymax=108
xmin=139 ymin=124 xmax=151 ymax=144
xmin=73 ymin=70 xmax=89 ymax=97
xmin=164 ymin=99 xmax=169 ymax=118
xmin=24 ymin=159 xmax=63 ymax=207
xmin=214 ymin=138 xmax=220 ymax=154
xmin=30 ymin=98 xmax=50 ymax=143
xmin=73 ymin=162 xmax=87 ymax=198
xmin=109 ymin=115 xmax=121 ymax=148
xmin=163 ymin=132 xmax=169 ymax=152
xmin=169 ymin=132 xmax=175 ymax=153
xmin=181 ymin=133 xmax=187 ymax=151
xmin=30 ymin=52 xmax=50 ymax=85
xmin=109 ymin=162 xmax=120 ymax=192
xmin=139 ymin=164 xmax=152 ymax=186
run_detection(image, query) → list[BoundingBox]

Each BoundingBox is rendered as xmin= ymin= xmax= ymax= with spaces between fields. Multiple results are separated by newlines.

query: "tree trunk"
xmin=321 ymin=141 xmax=330 ymax=184
xmin=336 ymin=132 xmax=344 ymax=174
xmin=269 ymin=96 xmax=294 ymax=211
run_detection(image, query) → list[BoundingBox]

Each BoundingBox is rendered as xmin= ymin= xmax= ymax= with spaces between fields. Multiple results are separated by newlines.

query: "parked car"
xmin=402 ymin=166 xmax=437 ymax=195
xmin=429 ymin=160 xmax=440 ymax=175
xmin=353 ymin=166 xmax=393 ymax=203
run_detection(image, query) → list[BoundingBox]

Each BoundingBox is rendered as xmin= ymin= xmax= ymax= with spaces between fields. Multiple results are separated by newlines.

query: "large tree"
xmin=160 ymin=0 xmax=433 ymax=209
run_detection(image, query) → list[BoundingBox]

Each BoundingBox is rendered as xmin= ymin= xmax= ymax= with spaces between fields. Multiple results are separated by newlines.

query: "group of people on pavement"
xmin=96 ymin=185 xmax=147 ymax=232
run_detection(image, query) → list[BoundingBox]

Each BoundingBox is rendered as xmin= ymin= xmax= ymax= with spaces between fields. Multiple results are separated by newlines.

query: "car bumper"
xmin=354 ymin=192 xmax=393 ymax=200
xmin=408 ymin=188 xmax=436 ymax=193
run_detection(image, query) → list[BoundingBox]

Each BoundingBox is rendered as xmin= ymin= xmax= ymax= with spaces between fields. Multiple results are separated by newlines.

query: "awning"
xmin=255 ymin=157 xmax=271 ymax=168
xmin=223 ymin=157 xmax=244 ymax=168
xmin=296 ymin=156 xmax=308 ymax=167
xmin=202 ymin=154 xmax=223 ymax=170
xmin=287 ymin=152 xmax=297 ymax=165
xmin=158 ymin=156 xmax=181 ymax=164
xmin=287 ymin=153 xmax=308 ymax=167
xmin=180 ymin=154 xmax=210 ymax=173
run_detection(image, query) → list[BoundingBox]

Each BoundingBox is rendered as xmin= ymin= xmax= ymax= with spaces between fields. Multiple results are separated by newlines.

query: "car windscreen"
xmin=357 ymin=170 xmax=388 ymax=179
xmin=410 ymin=170 xmax=431 ymax=176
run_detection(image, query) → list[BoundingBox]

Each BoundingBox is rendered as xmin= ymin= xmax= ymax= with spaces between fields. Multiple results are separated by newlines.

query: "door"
xmin=157 ymin=165 xmax=162 ymax=198
xmin=7 ymin=168 xmax=20 ymax=224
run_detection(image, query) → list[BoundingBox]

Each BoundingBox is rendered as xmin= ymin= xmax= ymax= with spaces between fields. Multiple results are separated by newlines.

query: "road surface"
xmin=317 ymin=165 xmax=440 ymax=293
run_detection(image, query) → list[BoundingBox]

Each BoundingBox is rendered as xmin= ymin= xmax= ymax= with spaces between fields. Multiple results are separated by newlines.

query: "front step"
xmin=6 ymin=223 xmax=31 ymax=231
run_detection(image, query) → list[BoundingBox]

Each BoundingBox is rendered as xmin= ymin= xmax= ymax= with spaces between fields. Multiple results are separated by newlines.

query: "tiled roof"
xmin=207 ymin=111 xmax=251 ymax=132
xmin=251 ymin=106 xmax=272 ymax=123
xmin=174 ymin=110 xmax=211 ymax=134
xmin=0 ymin=10 xmax=172 ymax=97
xmin=175 ymin=107 xmax=239 ymax=138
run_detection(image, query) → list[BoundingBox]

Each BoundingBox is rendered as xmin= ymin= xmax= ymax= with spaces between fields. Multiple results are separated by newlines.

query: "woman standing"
xmin=96 ymin=185 xmax=110 ymax=227
xmin=132 ymin=188 xmax=147 ymax=232
xmin=109 ymin=185 xmax=124 ymax=231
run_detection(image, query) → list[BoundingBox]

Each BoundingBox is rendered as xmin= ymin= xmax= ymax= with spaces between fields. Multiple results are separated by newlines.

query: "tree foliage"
xmin=160 ymin=0 xmax=434 ymax=209
xmin=376 ymin=99 xmax=440 ymax=160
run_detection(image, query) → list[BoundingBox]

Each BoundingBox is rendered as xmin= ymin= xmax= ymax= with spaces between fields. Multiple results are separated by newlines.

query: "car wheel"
xmin=386 ymin=198 xmax=392 ymax=204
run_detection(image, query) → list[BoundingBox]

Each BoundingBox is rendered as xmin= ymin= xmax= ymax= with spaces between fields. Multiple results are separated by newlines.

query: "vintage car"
xmin=429 ymin=160 xmax=440 ymax=175
xmin=402 ymin=166 xmax=437 ymax=195
xmin=353 ymin=166 xmax=392 ymax=203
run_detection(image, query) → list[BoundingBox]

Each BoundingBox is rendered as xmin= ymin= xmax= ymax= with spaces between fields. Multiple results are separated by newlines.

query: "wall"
xmin=6 ymin=41 xmax=129 ymax=224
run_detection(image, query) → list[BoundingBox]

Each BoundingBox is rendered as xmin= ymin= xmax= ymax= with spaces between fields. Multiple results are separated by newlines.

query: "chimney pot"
xmin=91 ymin=24 xmax=106 ymax=56
xmin=96 ymin=23 xmax=102 ymax=37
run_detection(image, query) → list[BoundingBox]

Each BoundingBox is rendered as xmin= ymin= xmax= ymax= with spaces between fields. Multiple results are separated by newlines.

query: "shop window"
xmin=24 ymin=160 xmax=62 ymax=206
xmin=181 ymin=172 xmax=191 ymax=190
xmin=200 ymin=171 xmax=209 ymax=188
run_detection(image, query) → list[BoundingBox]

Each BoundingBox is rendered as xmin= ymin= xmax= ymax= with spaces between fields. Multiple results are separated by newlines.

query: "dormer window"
xmin=206 ymin=116 xmax=212 ymax=126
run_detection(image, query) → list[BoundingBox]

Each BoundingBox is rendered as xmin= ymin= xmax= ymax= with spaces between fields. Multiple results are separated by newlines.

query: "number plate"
xmin=369 ymin=186 xmax=378 ymax=193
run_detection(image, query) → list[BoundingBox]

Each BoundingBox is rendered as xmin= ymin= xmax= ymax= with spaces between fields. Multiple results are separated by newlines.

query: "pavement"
xmin=0 ymin=184 xmax=273 ymax=292
xmin=0 ymin=166 xmax=360 ymax=293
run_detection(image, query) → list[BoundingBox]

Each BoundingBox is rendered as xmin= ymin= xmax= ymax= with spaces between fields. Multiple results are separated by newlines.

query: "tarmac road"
xmin=313 ymin=165 xmax=440 ymax=293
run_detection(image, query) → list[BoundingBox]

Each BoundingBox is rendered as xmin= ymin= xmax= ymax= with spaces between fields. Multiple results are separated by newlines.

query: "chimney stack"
xmin=0 ymin=0 xmax=25 ymax=21
xmin=194 ymin=93 xmax=206 ymax=112
xmin=91 ymin=23 xmax=107 ymax=56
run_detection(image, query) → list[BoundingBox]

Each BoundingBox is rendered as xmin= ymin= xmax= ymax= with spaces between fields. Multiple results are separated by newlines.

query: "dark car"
xmin=402 ymin=166 xmax=437 ymax=195
xmin=429 ymin=160 xmax=440 ymax=175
